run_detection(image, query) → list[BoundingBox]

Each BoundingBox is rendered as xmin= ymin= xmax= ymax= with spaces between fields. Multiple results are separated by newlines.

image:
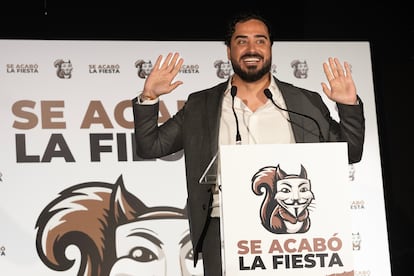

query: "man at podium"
xmin=132 ymin=12 xmax=365 ymax=276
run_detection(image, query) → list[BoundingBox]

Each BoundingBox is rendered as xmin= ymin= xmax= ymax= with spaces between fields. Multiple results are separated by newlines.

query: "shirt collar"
xmin=224 ymin=78 xmax=233 ymax=96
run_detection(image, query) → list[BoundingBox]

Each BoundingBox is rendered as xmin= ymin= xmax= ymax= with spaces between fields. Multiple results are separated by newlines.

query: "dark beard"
xmin=231 ymin=59 xmax=271 ymax=82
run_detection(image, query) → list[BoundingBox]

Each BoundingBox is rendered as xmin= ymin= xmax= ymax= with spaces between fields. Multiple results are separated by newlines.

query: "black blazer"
xmin=132 ymin=76 xmax=365 ymax=264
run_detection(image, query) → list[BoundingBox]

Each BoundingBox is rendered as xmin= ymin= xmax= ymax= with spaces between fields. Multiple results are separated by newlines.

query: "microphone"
xmin=263 ymin=89 xmax=325 ymax=142
xmin=230 ymin=86 xmax=242 ymax=144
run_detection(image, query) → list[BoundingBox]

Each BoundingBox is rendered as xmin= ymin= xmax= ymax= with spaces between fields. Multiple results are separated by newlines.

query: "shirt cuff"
xmin=137 ymin=92 xmax=159 ymax=105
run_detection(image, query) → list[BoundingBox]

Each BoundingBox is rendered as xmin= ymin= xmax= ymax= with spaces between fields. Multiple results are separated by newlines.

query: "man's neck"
xmin=231 ymin=74 xmax=271 ymax=112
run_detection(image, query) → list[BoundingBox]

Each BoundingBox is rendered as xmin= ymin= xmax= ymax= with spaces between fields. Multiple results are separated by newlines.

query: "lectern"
xmin=201 ymin=142 xmax=354 ymax=276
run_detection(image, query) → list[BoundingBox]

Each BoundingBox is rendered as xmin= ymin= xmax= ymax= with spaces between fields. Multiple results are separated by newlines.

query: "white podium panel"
xmin=219 ymin=143 xmax=353 ymax=276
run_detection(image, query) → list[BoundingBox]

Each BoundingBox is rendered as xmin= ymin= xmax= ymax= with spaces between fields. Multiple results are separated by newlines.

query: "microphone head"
xmin=263 ymin=88 xmax=272 ymax=99
xmin=231 ymin=86 xmax=237 ymax=97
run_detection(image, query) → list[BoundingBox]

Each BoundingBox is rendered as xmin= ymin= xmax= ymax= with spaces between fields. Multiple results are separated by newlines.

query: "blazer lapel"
xmin=275 ymin=79 xmax=306 ymax=143
xmin=207 ymin=83 xmax=227 ymax=156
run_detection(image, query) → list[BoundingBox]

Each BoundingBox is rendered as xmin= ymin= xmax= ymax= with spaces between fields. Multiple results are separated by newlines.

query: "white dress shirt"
xmin=211 ymin=76 xmax=296 ymax=217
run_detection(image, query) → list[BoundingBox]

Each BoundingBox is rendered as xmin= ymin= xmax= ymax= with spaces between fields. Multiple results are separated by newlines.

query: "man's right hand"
xmin=142 ymin=52 xmax=184 ymax=100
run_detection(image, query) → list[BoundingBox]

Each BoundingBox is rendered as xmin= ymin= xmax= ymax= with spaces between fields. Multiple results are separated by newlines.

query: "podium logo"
xmin=251 ymin=164 xmax=315 ymax=234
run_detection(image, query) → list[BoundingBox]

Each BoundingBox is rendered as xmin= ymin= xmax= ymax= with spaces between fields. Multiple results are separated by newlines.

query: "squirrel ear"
xmin=299 ymin=164 xmax=307 ymax=178
xmin=112 ymin=175 xmax=149 ymax=224
xmin=275 ymin=164 xmax=287 ymax=179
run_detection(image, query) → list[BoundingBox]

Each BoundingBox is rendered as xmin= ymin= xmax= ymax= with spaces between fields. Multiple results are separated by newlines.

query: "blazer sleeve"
xmin=131 ymin=97 xmax=184 ymax=159
xmin=336 ymin=96 xmax=365 ymax=163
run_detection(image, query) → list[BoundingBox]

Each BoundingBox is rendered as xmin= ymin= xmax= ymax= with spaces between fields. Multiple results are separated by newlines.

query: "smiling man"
xmin=132 ymin=11 xmax=365 ymax=275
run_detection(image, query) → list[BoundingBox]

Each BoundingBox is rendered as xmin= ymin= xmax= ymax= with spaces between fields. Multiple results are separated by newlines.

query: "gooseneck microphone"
xmin=230 ymin=86 xmax=242 ymax=144
xmin=263 ymin=89 xmax=325 ymax=142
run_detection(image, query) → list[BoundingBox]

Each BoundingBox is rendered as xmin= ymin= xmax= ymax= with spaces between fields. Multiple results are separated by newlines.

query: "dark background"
xmin=1 ymin=1 xmax=412 ymax=275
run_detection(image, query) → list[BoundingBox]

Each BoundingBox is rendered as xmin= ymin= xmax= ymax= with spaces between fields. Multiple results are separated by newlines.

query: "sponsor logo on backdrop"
xmin=214 ymin=59 xmax=232 ymax=79
xmin=291 ymin=59 xmax=309 ymax=79
xmin=53 ymin=59 xmax=73 ymax=79
xmin=135 ymin=59 xmax=152 ymax=78
xmin=350 ymin=200 xmax=365 ymax=210
xmin=356 ymin=270 xmax=371 ymax=276
xmin=271 ymin=63 xmax=277 ymax=74
xmin=352 ymin=232 xmax=362 ymax=250
xmin=6 ymin=63 xmax=39 ymax=73
xmin=355 ymin=270 xmax=371 ymax=276
xmin=179 ymin=64 xmax=199 ymax=74
xmin=89 ymin=64 xmax=120 ymax=74
xmin=348 ymin=164 xmax=356 ymax=181
xmin=135 ymin=58 xmax=199 ymax=79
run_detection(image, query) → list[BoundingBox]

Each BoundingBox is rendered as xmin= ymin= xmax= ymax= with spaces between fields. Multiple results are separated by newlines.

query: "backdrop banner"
xmin=0 ymin=40 xmax=390 ymax=276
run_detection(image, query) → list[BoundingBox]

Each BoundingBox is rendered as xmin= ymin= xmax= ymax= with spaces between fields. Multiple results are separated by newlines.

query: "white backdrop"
xmin=0 ymin=40 xmax=390 ymax=276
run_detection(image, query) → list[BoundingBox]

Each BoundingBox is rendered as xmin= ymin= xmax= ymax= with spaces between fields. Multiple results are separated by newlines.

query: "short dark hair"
xmin=224 ymin=11 xmax=273 ymax=47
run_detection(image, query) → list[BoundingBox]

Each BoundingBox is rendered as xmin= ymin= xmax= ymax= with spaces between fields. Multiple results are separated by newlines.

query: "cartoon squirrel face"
xmin=252 ymin=164 xmax=315 ymax=234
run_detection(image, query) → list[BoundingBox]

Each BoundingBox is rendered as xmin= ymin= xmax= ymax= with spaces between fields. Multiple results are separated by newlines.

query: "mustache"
xmin=241 ymin=53 xmax=263 ymax=59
